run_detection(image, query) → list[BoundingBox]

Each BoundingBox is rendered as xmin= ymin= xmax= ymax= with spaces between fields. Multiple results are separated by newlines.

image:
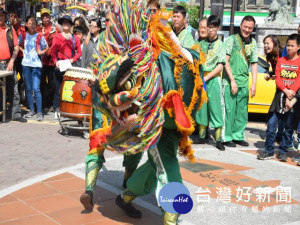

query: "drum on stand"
xmin=60 ymin=67 xmax=95 ymax=120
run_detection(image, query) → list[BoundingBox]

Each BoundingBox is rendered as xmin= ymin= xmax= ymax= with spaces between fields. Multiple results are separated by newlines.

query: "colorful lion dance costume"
xmin=90 ymin=0 xmax=206 ymax=159
xmin=84 ymin=0 xmax=207 ymax=224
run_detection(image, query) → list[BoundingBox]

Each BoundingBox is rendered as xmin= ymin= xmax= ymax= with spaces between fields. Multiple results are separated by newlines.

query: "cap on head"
xmin=58 ymin=15 xmax=73 ymax=25
xmin=41 ymin=8 xmax=50 ymax=16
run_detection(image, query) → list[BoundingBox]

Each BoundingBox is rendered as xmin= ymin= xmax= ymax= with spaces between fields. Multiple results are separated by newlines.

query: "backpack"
xmin=5 ymin=24 xmax=14 ymax=57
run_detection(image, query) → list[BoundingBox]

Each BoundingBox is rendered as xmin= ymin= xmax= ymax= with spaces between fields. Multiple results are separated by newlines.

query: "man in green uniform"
xmin=194 ymin=15 xmax=226 ymax=151
xmin=198 ymin=18 xmax=208 ymax=41
xmin=222 ymin=15 xmax=258 ymax=147
xmin=172 ymin=5 xmax=195 ymax=48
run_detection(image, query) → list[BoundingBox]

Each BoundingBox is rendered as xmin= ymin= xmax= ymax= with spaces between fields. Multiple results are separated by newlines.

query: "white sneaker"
xmin=25 ymin=111 xmax=36 ymax=118
xmin=37 ymin=113 xmax=43 ymax=122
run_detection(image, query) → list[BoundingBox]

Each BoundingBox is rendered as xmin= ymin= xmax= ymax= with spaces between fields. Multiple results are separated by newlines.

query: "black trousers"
xmin=0 ymin=62 xmax=22 ymax=119
xmin=41 ymin=65 xmax=56 ymax=109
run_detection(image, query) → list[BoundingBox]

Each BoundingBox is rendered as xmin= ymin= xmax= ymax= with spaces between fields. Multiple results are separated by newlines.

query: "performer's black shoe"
xmin=233 ymin=140 xmax=249 ymax=147
xmin=222 ymin=141 xmax=236 ymax=147
xmin=216 ymin=141 xmax=225 ymax=151
xmin=80 ymin=191 xmax=93 ymax=210
xmin=115 ymin=194 xmax=142 ymax=218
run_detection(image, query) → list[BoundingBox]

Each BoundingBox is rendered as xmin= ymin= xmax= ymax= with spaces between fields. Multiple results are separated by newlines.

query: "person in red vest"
xmin=36 ymin=8 xmax=61 ymax=112
xmin=0 ymin=8 xmax=26 ymax=122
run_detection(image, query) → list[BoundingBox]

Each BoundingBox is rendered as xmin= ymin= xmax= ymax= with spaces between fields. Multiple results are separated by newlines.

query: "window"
xmin=263 ymin=0 xmax=272 ymax=5
xmin=225 ymin=0 xmax=243 ymax=11
xmin=225 ymin=0 xmax=243 ymax=4
xmin=248 ymin=0 xmax=256 ymax=5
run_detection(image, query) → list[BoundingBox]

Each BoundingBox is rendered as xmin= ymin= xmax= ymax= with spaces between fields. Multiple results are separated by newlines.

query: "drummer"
xmin=51 ymin=15 xmax=82 ymax=114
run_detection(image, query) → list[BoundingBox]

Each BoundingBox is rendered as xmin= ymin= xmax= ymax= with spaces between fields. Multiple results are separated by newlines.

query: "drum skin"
xmin=60 ymin=70 xmax=93 ymax=120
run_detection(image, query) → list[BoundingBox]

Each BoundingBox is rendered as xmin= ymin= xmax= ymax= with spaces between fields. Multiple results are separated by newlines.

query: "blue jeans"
xmin=276 ymin=120 xmax=285 ymax=141
xmin=265 ymin=111 xmax=294 ymax=154
xmin=53 ymin=68 xmax=64 ymax=110
xmin=23 ymin=66 xmax=42 ymax=113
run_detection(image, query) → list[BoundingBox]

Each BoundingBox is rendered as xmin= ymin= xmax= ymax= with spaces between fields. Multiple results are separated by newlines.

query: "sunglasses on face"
xmin=105 ymin=19 xmax=109 ymax=22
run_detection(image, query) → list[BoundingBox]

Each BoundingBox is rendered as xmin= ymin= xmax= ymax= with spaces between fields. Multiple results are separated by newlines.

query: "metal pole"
xmin=229 ymin=0 xmax=237 ymax=35
xmin=199 ymin=0 xmax=205 ymax=20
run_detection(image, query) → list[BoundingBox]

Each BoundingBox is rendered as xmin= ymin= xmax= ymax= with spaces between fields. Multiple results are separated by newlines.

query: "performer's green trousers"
xmin=222 ymin=85 xmax=249 ymax=142
xmin=123 ymin=128 xmax=181 ymax=224
xmin=195 ymin=76 xmax=224 ymax=140
xmin=124 ymin=128 xmax=182 ymax=200
xmin=85 ymin=149 xmax=143 ymax=192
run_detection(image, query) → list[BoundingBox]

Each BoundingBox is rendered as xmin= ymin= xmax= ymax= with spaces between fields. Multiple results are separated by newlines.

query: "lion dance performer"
xmin=83 ymin=1 xmax=207 ymax=224
xmin=79 ymin=26 xmax=143 ymax=212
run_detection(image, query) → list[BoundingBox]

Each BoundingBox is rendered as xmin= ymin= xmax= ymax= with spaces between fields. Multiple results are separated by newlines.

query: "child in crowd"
xmin=74 ymin=16 xmax=89 ymax=40
xmin=258 ymin=34 xmax=300 ymax=162
xmin=72 ymin=26 xmax=84 ymax=67
xmin=18 ymin=15 xmax=48 ymax=121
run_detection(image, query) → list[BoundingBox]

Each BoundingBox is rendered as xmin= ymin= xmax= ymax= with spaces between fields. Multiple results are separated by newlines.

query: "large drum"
xmin=60 ymin=67 xmax=95 ymax=120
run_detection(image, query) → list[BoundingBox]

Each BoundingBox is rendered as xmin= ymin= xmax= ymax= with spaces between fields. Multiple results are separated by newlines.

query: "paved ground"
xmin=0 ymin=112 xmax=300 ymax=225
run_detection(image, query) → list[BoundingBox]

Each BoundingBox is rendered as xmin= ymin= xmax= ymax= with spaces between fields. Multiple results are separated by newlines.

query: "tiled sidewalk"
xmin=0 ymin=173 xmax=162 ymax=225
